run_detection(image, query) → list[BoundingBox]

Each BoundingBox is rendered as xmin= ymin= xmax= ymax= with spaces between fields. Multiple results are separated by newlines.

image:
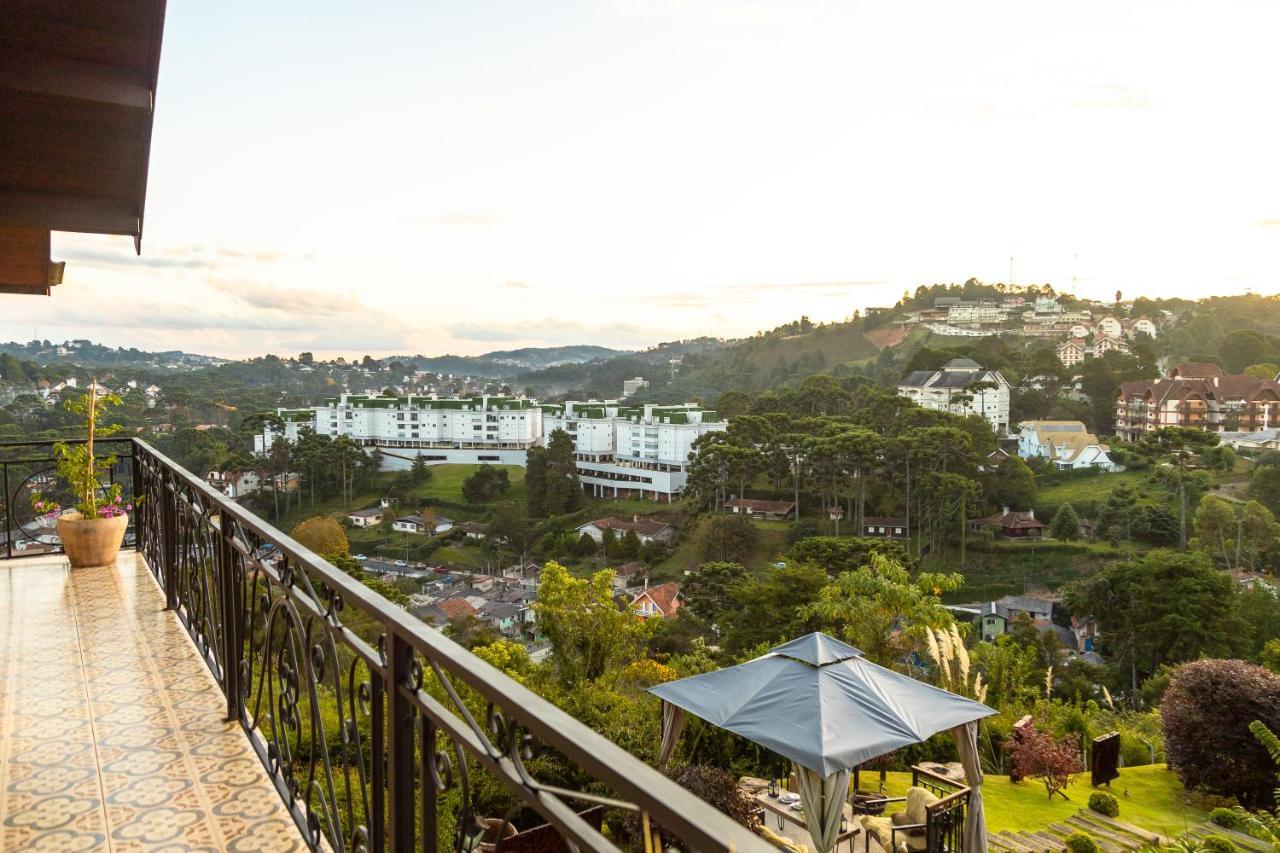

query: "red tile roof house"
xmin=576 ymin=516 xmax=675 ymax=545
xmin=724 ymin=497 xmax=797 ymax=521
xmin=970 ymin=508 xmax=1045 ymax=539
xmin=631 ymin=581 xmax=681 ymax=619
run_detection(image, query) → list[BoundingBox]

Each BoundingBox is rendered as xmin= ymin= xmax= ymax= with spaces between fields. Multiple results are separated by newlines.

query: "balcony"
xmin=2 ymin=439 xmax=766 ymax=852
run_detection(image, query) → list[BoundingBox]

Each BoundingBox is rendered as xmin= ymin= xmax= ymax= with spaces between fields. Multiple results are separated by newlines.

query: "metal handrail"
xmin=118 ymin=437 xmax=768 ymax=853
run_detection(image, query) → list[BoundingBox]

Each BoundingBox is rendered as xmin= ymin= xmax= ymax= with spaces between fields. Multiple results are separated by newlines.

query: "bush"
xmin=1161 ymin=659 xmax=1280 ymax=808
xmin=1199 ymin=835 xmax=1238 ymax=853
xmin=1064 ymin=831 xmax=1100 ymax=853
xmin=291 ymin=516 xmax=349 ymax=555
xmin=1087 ymin=792 xmax=1119 ymax=817
xmin=627 ymin=765 xmax=757 ymax=846
xmin=1210 ymin=808 xmax=1242 ymax=830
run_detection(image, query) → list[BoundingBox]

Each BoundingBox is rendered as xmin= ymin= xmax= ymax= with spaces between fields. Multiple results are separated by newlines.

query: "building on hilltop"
xmin=896 ymin=357 xmax=1012 ymax=436
xmin=1017 ymin=421 xmax=1120 ymax=471
xmin=544 ymin=401 xmax=727 ymax=500
xmin=1114 ymin=362 xmax=1280 ymax=441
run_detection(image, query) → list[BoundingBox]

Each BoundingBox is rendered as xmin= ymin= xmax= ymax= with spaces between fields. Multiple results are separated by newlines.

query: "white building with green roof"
xmin=543 ymin=401 xmax=725 ymax=500
xmin=255 ymin=393 xmax=541 ymax=466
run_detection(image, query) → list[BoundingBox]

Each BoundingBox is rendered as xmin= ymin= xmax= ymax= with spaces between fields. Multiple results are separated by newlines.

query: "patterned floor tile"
xmin=0 ymin=552 xmax=306 ymax=851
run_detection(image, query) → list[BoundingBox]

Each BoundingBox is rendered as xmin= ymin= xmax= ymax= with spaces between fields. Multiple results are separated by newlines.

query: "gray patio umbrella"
xmin=649 ymin=633 xmax=995 ymax=853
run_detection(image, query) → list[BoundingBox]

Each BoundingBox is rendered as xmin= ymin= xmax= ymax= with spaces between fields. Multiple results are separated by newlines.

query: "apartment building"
xmin=543 ymin=401 xmax=727 ymax=499
xmin=256 ymin=394 xmax=542 ymax=465
xmin=896 ymin=358 xmax=1012 ymax=436
xmin=1115 ymin=363 xmax=1280 ymax=441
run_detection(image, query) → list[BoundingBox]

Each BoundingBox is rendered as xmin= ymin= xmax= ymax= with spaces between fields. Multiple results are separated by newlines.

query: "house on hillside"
xmin=576 ymin=516 xmax=675 ymax=545
xmin=860 ymin=517 xmax=909 ymax=539
xmin=458 ymin=521 xmax=491 ymax=540
xmin=1017 ymin=421 xmax=1120 ymax=471
xmin=631 ymin=581 xmax=681 ymax=619
xmin=950 ymin=595 xmax=1055 ymax=642
xmin=392 ymin=515 xmax=429 ymax=534
xmin=896 ymin=357 xmax=1012 ymax=436
xmin=347 ymin=508 xmax=384 ymax=528
xmin=1116 ymin=362 xmax=1280 ymax=441
xmin=970 ymin=508 xmax=1044 ymax=539
xmin=724 ymin=498 xmax=796 ymax=521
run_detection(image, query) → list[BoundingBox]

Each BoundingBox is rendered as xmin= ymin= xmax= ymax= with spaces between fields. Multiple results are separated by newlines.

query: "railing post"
xmin=218 ymin=519 xmax=241 ymax=722
xmin=386 ymin=634 xmax=416 ymax=850
xmin=420 ymin=718 xmax=438 ymax=852
xmin=3 ymin=460 xmax=11 ymax=561
xmin=160 ymin=473 xmax=178 ymax=610
xmin=130 ymin=446 xmax=143 ymax=558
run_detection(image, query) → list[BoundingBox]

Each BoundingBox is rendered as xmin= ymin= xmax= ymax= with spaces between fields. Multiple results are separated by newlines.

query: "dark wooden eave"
xmin=0 ymin=1 xmax=166 ymax=295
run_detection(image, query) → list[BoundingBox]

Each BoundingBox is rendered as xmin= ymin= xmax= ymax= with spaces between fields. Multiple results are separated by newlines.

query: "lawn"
xmin=653 ymin=518 xmax=791 ymax=580
xmin=1035 ymin=469 xmax=1149 ymax=510
xmin=877 ymin=764 xmax=1208 ymax=838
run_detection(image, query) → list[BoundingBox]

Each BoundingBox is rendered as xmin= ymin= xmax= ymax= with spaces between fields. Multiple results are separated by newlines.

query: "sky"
xmin=7 ymin=1 xmax=1280 ymax=358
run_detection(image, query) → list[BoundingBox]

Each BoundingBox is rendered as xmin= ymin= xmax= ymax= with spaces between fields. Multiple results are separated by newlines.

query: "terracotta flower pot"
xmin=56 ymin=512 xmax=129 ymax=568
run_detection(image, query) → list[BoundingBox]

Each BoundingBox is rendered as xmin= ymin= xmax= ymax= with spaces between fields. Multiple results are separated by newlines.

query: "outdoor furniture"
xmin=752 ymin=789 xmax=862 ymax=853
xmin=857 ymin=767 xmax=970 ymax=853
xmin=650 ymin=633 xmax=994 ymax=853
xmin=473 ymin=806 xmax=605 ymax=853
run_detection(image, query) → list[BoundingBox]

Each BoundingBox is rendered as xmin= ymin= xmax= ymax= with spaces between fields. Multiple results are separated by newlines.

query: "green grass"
xmin=411 ymin=464 xmax=526 ymax=507
xmin=1035 ymin=470 xmax=1149 ymax=509
xmin=876 ymin=765 xmax=1208 ymax=838
xmin=653 ymin=518 xmax=791 ymax=579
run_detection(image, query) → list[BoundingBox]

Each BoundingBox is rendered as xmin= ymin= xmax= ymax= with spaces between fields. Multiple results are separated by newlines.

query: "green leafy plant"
xmin=1064 ymin=831 xmax=1100 ymax=853
xmin=1088 ymin=791 xmax=1120 ymax=818
xmin=31 ymin=384 xmax=130 ymax=520
xmin=1210 ymin=808 xmax=1242 ymax=830
xmin=1198 ymin=835 xmax=1238 ymax=853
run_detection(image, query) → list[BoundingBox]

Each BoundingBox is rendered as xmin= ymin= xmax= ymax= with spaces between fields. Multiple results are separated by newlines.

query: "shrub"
xmin=291 ymin=516 xmax=349 ymax=556
xmin=1088 ymin=791 xmax=1119 ymax=817
xmin=1064 ymin=831 xmax=1100 ymax=853
xmin=1009 ymin=725 xmax=1084 ymax=800
xmin=1161 ymin=659 xmax=1280 ymax=808
xmin=627 ymin=765 xmax=757 ymax=845
xmin=1199 ymin=835 xmax=1238 ymax=853
xmin=1209 ymin=808 xmax=1242 ymax=830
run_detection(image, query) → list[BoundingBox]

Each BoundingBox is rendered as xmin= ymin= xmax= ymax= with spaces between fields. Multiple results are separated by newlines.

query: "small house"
xmin=347 ymin=508 xmax=384 ymax=528
xmin=724 ymin=498 xmax=797 ymax=521
xmin=860 ymin=516 xmax=909 ymax=540
xmin=631 ymin=581 xmax=681 ymax=619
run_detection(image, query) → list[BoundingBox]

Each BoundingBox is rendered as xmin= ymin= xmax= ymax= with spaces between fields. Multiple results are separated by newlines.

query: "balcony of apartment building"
xmin=1 ymin=439 xmax=766 ymax=851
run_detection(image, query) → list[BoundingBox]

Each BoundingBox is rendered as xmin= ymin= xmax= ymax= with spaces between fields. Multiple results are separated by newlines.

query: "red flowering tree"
xmin=1010 ymin=726 xmax=1084 ymax=800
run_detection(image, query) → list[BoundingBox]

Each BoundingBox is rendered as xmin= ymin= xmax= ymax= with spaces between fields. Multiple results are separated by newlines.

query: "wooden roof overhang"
xmin=0 ymin=1 xmax=166 ymax=295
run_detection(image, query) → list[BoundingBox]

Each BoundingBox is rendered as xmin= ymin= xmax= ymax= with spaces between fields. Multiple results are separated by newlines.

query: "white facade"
xmin=622 ymin=377 xmax=649 ymax=397
xmin=1017 ymin=421 xmax=1120 ymax=471
xmin=256 ymin=394 xmax=542 ymax=454
xmin=1096 ymin=316 xmax=1123 ymax=338
xmin=896 ymin=358 xmax=1012 ymax=436
xmin=544 ymin=401 xmax=727 ymax=499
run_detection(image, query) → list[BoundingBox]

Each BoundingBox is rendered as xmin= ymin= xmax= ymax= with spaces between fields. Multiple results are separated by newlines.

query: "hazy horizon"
xmin=7 ymin=1 xmax=1280 ymax=358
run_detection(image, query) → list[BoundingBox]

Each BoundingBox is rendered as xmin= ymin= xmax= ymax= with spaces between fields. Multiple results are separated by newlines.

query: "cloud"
xmin=55 ymin=245 xmax=214 ymax=271
xmin=1258 ymin=219 xmax=1280 ymax=228
xmin=638 ymin=279 xmax=890 ymax=309
xmin=209 ymin=278 xmax=354 ymax=317
xmin=1065 ymin=83 xmax=1153 ymax=113
xmin=415 ymin=213 xmax=502 ymax=226
xmin=502 ymin=280 xmax=531 ymax=289
xmin=448 ymin=318 xmax=663 ymax=348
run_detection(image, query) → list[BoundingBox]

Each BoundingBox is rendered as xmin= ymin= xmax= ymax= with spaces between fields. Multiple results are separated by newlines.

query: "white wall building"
xmin=896 ymin=358 xmax=1012 ymax=436
xmin=256 ymin=394 xmax=542 ymax=467
xmin=543 ymin=401 xmax=727 ymax=499
xmin=1017 ymin=421 xmax=1120 ymax=471
xmin=622 ymin=377 xmax=649 ymax=397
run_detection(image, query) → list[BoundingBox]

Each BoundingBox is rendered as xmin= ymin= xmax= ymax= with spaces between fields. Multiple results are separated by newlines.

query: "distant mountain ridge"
xmin=392 ymin=345 xmax=627 ymax=376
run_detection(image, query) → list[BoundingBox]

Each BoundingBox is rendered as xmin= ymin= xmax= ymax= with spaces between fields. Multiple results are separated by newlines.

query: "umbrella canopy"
xmin=649 ymin=632 xmax=994 ymax=776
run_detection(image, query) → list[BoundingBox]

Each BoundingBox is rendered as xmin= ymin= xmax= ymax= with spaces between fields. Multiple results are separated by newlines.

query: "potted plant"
xmin=31 ymin=381 xmax=132 ymax=568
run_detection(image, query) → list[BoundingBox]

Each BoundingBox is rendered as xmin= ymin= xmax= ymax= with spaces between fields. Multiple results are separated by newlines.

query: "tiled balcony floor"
xmin=0 ymin=551 xmax=306 ymax=851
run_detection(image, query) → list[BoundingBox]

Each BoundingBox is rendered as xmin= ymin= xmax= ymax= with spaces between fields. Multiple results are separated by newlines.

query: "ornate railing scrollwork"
xmin=118 ymin=439 xmax=772 ymax=853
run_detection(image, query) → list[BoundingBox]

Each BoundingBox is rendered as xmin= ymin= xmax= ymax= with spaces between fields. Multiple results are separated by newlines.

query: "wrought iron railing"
xmin=1 ymin=438 xmax=136 ymax=560
xmin=116 ymin=438 xmax=768 ymax=852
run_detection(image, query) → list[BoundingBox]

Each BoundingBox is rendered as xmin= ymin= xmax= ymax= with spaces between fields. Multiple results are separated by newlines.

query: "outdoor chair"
xmin=855 ymin=766 xmax=969 ymax=853
xmin=473 ymin=806 xmax=605 ymax=853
